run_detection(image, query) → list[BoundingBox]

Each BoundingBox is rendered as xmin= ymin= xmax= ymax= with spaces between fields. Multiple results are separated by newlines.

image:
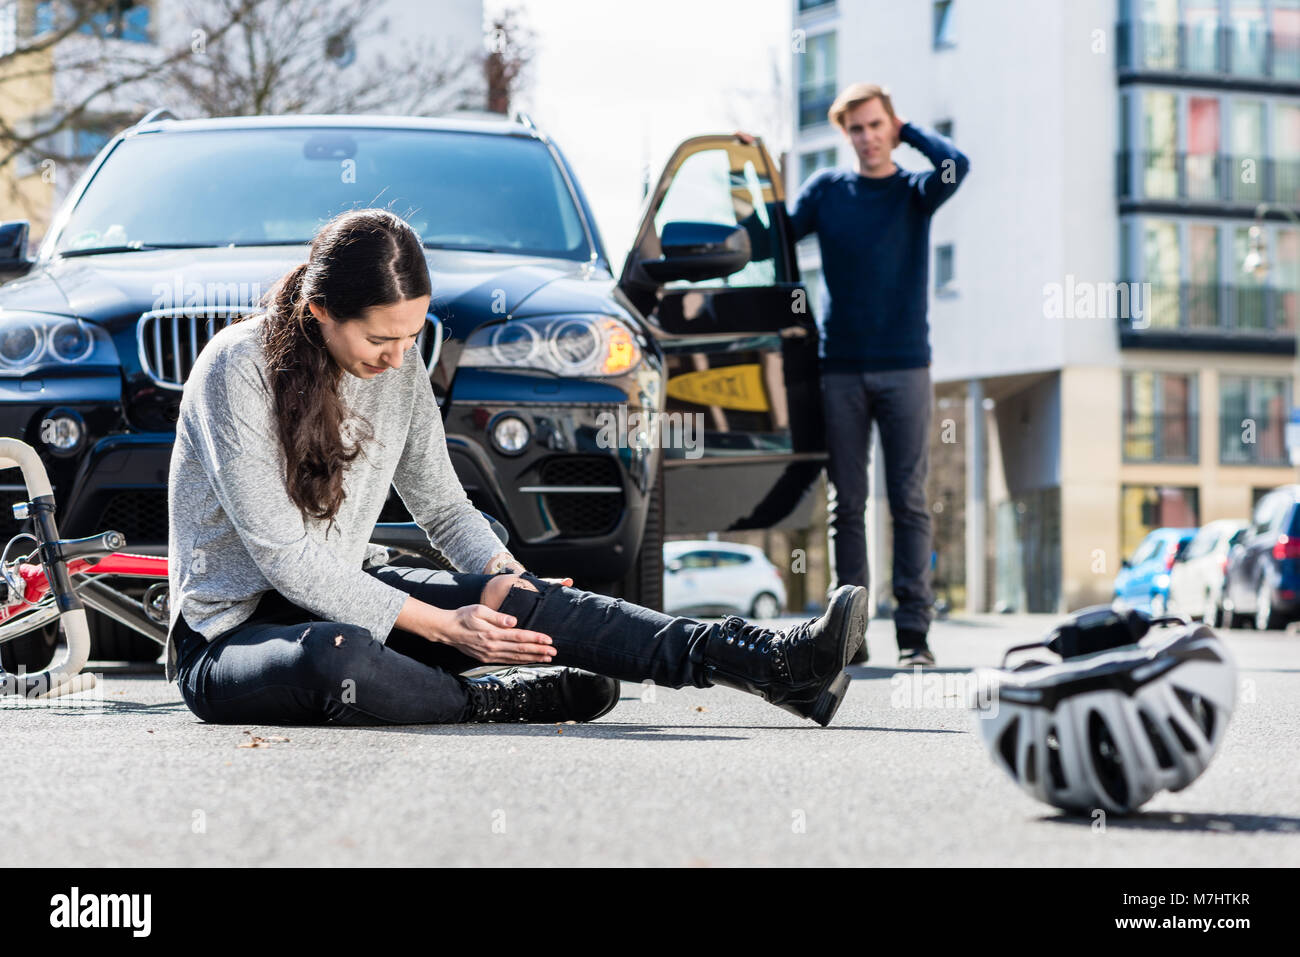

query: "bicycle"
xmin=0 ymin=437 xmax=510 ymax=699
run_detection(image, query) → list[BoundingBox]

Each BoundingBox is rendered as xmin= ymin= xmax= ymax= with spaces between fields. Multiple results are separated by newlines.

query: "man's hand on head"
xmin=892 ymin=114 xmax=907 ymax=148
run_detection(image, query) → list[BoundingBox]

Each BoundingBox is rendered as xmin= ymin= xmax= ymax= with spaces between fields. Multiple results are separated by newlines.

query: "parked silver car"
xmin=663 ymin=540 xmax=787 ymax=619
xmin=1168 ymin=518 xmax=1248 ymax=625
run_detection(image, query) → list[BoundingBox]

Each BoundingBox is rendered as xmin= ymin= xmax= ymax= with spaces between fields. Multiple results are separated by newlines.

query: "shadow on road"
xmin=1041 ymin=811 xmax=1300 ymax=834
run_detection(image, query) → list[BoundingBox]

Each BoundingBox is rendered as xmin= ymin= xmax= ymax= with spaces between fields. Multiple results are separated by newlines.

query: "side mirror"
xmin=0 ymin=221 xmax=33 ymax=279
xmin=642 ymin=221 xmax=750 ymax=283
xmin=665 ymin=558 xmax=683 ymax=574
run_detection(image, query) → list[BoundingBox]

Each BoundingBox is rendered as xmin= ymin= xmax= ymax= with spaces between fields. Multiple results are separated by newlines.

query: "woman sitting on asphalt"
xmin=165 ymin=207 xmax=867 ymax=727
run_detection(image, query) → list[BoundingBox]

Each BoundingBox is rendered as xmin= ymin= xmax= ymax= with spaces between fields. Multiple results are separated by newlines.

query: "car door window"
xmin=714 ymin=551 xmax=752 ymax=567
xmin=678 ymin=551 xmax=715 ymax=570
xmin=652 ymin=147 xmax=778 ymax=288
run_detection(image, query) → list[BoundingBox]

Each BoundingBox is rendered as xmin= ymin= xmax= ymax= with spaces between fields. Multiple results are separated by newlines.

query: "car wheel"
xmin=1210 ymin=591 xmax=1225 ymax=628
xmin=87 ymin=590 xmax=165 ymax=663
xmin=0 ymin=619 xmax=59 ymax=675
xmin=750 ymin=592 xmax=781 ymax=619
xmin=585 ymin=457 xmax=664 ymax=612
xmin=1256 ymin=580 xmax=1283 ymax=632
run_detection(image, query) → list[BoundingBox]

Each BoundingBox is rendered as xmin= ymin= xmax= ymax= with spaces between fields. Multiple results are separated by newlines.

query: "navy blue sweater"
xmin=790 ymin=122 xmax=970 ymax=372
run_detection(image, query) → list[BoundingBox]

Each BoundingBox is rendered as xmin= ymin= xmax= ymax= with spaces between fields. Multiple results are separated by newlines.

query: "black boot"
xmin=690 ymin=584 xmax=868 ymax=726
xmin=459 ymin=667 xmax=621 ymax=723
xmin=497 ymin=574 xmax=867 ymax=727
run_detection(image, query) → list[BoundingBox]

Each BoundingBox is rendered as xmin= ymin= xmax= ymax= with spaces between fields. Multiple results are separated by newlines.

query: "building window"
xmin=1121 ymin=485 xmax=1199 ymax=561
xmin=34 ymin=1 xmax=150 ymax=44
xmin=798 ymin=32 xmax=837 ymax=129
xmin=1141 ymin=90 xmax=1178 ymax=199
xmin=934 ymin=243 xmax=955 ymax=295
xmin=1221 ymin=374 xmax=1290 ymax=465
xmin=933 ymin=0 xmax=955 ymax=50
xmin=799 ymin=147 xmax=837 ymax=184
xmin=1122 ymin=370 xmax=1199 ymax=463
xmin=1141 ymin=218 xmax=1181 ymax=329
xmin=0 ymin=2 xmax=16 ymax=58
xmin=1229 ymin=0 xmax=1268 ymax=76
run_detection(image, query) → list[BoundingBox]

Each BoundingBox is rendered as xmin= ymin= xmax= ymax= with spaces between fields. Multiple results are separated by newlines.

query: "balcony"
xmin=1220 ymin=411 xmax=1290 ymax=466
xmin=1123 ymin=411 xmax=1200 ymax=464
xmin=1117 ymin=20 xmax=1300 ymax=87
xmin=1118 ymin=151 xmax=1300 ymax=207
xmin=1117 ymin=281 xmax=1298 ymax=351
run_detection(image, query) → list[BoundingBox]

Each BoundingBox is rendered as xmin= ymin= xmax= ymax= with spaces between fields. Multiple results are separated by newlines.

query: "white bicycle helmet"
xmin=972 ymin=605 xmax=1237 ymax=815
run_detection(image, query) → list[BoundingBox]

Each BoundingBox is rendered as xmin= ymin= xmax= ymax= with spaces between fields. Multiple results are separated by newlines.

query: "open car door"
xmin=619 ymin=134 xmax=825 ymax=534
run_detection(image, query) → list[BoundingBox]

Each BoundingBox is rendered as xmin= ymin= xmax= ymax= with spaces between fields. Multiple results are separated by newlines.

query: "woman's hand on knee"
xmin=435 ymin=604 xmax=556 ymax=664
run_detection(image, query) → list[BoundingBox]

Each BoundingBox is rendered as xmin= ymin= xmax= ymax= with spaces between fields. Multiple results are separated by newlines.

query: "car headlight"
xmin=458 ymin=315 xmax=642 ymax=377
xmin=0 ymin=312 xmax=118 ymax=375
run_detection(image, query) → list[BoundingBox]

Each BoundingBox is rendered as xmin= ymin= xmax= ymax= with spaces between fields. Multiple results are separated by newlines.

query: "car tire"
xmin=750 ymin=592 xmax=781 ymax=619
xmin=1211 ymin=593 xmax=1225 ymax=628
xmin=87 ymin=590 xmax=164 ymax=663
xmin=586 ymin=457 xmax=664 ymax=612
xmin=1256 ymin=579 xmax=1284 ymax=632
xmin=0 ymin=619 xmax=59 ymax=674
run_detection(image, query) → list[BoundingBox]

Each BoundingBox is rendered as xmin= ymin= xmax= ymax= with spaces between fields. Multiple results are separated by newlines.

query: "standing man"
xmin=788 ymin=83 xmax=970 ymax=666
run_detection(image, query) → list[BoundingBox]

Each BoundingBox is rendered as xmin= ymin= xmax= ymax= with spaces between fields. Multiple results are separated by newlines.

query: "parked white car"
xmin=663 ymin=541 xmax=787 ymax=619
xmin=1168 ymin=518 xmax=1248 ymax=625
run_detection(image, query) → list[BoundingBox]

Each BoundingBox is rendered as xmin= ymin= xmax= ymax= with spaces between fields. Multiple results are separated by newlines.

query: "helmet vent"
xmin=997 ymin=715 xmax=1021 ymax=777
xmin=1172 ymin=685 xmax=1215 ymax=740
xmin=1087 ymin=710 xmax=1131 ymax=808
xmin=1046 ymin=725 xmax=1068 ymax=791
xmin=1138 ymin=708 xmax=1175 ymax=769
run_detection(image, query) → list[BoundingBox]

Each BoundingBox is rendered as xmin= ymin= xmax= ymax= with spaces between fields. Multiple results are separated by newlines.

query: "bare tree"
xmin=0 ymin=0 xmax=491 ymax=228
xmin=159 ymin=0 xmax=485 ymax=118
xmin=484 ymin=5 xmax=534 ymax=115
xmin=0 ymin=1 xmax=253 ymax=170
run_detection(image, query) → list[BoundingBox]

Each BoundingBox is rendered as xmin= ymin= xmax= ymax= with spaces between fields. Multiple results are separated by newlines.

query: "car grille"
xmin=137 ymin=308 xmax=444 ymax=389
xmin=97 ymin=491 xmax=169 ymax=545
xmin=537 ymin=456 xmax=624 ymax=536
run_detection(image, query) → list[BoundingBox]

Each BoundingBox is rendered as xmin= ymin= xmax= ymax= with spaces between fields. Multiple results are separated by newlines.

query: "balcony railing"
xmin=1220 ymin=411 xmax=1290 ymax=465
xmin=1118 ymin=281 xmax=1298 ymax=338
xmin=1118 ymin=150 xmax=1300 ymax=205
xmin=1123 ymin=411 xmax=1200 ymax=463
xmin=1117 ymin=20 xmax=1300 ymax=81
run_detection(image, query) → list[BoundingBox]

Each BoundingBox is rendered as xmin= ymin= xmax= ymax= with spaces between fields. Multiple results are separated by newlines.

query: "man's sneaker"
xmin=849 ymin=639 xmax=870 ymax=665
xmin=898 ymin=646 xmax=935 ymax=667
xmin=461 ymin=666 xmax=621 ymax=723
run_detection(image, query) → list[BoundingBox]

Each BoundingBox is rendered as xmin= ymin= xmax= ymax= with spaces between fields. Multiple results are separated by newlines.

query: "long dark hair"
xmin=234 ymin=208 xmax=431 ymax=532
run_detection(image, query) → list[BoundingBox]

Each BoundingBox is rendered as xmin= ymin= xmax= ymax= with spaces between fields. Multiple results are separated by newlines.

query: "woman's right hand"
xmin=435 ymin=604 xmax=556 ymax=664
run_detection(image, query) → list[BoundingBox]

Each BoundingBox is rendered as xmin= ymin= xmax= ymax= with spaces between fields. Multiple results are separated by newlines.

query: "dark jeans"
xmin=821 ymin=364 xmax=934 ymax=637
xmin=174 ymin=565 xmax=495 ymax=726
xmin=173 ymin=565 xmax=711 ymax=726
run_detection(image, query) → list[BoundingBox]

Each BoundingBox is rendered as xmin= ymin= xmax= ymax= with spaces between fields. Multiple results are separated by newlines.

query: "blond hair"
xmin=828 ymin=82 xmax=896 ymax=130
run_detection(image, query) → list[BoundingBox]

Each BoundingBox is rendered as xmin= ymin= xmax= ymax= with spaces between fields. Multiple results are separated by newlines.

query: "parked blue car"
xmin=1222 ymin=484 xmax=1300 ymax=630
xmin=1113 ymin=527 xmax=1197 ymax=616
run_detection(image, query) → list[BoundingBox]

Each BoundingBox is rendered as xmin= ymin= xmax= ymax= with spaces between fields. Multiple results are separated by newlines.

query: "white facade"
xmin=790 ymin=0 xmax=1121 ymax=387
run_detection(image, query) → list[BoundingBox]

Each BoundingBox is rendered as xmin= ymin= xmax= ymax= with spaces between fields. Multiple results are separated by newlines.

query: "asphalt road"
xmin=3 ymin=613 xmax=1297 ymax=867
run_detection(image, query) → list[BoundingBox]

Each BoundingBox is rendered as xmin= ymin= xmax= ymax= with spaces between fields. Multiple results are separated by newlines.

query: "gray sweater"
xmin=163 ymin=312 xmax=505 ymax=682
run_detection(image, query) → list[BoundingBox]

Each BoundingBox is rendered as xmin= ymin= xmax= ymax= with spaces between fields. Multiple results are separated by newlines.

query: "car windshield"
xmin=53 ymin=127 xmax=591 ymax=260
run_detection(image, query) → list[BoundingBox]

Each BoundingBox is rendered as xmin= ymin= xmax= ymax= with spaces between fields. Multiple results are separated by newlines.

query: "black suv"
xmin=0 ymin=111 xmax=827 ymax=666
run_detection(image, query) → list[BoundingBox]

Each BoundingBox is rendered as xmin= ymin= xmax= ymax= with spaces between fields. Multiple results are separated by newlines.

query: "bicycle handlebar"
xmin=0 ymin=437 xmax=97 ymax=698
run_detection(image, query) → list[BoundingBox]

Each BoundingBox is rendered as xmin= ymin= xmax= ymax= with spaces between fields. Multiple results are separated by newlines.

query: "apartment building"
xmin=790 ymin=0 xmax=1299 ymax=612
